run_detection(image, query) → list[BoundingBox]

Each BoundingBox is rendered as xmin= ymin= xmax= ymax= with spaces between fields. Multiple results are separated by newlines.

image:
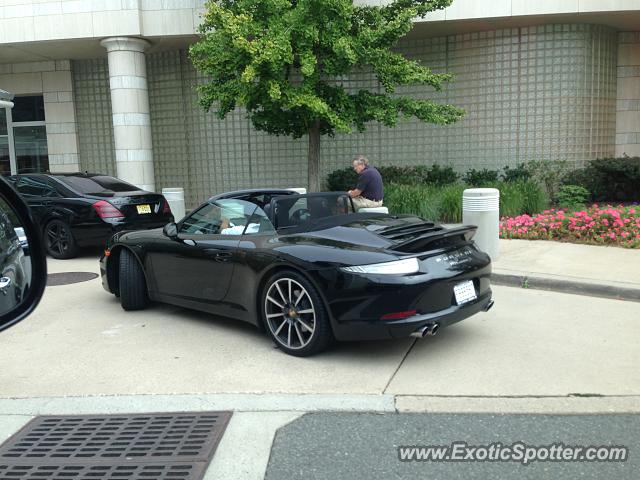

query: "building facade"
xmin=1 ymin=0 xmax=639 ymax=206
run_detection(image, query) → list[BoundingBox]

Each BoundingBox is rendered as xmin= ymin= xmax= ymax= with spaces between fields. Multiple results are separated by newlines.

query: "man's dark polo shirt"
xmin=356 ymin=166 xmax=384 ymax=201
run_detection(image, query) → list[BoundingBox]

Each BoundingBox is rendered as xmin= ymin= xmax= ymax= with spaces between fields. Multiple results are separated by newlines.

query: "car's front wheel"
xmin=262 ymin=270 xmax=333 ymax=357
xmin=44 ymin=219 xmax=78 ymax=259
xmin=119 ymin=249 xmax=149 ymax=311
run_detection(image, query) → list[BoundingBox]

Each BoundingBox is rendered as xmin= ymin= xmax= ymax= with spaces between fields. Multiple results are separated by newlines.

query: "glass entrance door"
xmin=14 ymin=125 xmax=48 ymax=174
xmin=1 ymin=96 xmax=48 ymax=176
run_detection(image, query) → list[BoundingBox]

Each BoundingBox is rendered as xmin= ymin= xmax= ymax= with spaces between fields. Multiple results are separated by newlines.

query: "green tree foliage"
xmin=190 ymin=0 xmax=464 ymax=191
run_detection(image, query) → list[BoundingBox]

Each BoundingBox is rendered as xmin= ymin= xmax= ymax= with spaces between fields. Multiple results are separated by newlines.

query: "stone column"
xmin=616 ymin=32 xmax=640 ymax=157
xmin=100 ymin=37 xmax=155 ymax=191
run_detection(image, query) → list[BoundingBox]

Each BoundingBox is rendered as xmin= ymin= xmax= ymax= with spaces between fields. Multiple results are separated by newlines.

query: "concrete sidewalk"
xmin=492 ymin=239 xmax=640 ymax=301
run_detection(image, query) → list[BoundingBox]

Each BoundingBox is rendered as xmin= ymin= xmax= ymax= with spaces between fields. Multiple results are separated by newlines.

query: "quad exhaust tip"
xmin=411 ymin=323 xmax=439 ymax=339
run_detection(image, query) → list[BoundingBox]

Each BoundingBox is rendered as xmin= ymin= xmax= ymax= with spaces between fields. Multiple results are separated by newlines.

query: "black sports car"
xmin=100 ymin=189 xmax=493 ymax=356
xmin=8 ymin=173 xmax=174 ymax=259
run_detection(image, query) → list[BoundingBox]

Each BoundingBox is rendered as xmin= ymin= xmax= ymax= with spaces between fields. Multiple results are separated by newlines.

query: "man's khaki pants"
xmin=352 ymin=196 xmax=383 ymax=211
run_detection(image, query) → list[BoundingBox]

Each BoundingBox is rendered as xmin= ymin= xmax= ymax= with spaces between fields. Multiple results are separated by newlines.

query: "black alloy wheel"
xmin=262 ymin=270 xmax=333 ymax=357
xmin=44 ymin=219 xmax=78 ymax=259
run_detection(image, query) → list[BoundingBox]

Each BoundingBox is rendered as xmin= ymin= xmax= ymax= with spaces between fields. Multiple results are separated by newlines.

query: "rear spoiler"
xmin=391 ymin=225 xmax=477 ymax=253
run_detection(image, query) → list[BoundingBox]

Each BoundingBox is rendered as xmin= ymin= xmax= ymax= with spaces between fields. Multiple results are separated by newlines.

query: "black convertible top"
xmin=209 ymin=188 xmax=297 ymax=202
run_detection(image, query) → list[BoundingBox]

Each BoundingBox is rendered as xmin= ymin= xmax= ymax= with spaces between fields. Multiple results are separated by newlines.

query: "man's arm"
xmin=347 ymin=188 xmax=362 ymax=198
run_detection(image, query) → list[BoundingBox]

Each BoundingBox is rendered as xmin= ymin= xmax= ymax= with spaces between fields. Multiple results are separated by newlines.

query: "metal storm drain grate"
xmin=47 ymin=272 xmax=99 ymax=287
xmin=0 ymin=412 xmax=232 ymax=480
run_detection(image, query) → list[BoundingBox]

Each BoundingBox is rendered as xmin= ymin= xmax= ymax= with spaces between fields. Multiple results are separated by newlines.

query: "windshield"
xmin=270 ymin=193 xmax=353 ymax=230
xmin=56 ymin=175 xmax=140 ymax=194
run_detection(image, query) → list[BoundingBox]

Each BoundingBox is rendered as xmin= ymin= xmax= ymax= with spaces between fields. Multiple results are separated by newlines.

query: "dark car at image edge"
xmin=7 ymin=173 xmax=174 ymax=259
xmin=0 ymin=205 xmax=29 ymax=315
xmin=100 ymin=189 xmax=494 ymax=357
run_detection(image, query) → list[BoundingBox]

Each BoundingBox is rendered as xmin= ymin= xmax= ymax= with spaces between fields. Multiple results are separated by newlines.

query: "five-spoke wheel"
xmin=44 ymin=219 xmax=78 ymax=259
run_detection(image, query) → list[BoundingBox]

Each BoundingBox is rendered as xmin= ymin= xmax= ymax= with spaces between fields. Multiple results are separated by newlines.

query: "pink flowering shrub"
xmin=500 ymin=205 xmax=640 ymax=248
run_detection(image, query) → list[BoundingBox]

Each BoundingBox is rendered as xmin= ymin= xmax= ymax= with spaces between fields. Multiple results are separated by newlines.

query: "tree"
xmin=190 ymin=0 xmax=464 ymax=192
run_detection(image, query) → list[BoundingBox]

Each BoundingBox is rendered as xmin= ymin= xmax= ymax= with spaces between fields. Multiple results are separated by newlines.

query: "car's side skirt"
xmin=149 ymin=291 xmax=258 ymax=327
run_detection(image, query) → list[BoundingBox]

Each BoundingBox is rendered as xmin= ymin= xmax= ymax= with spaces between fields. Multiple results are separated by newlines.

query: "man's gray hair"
xmin=352 ymin=155 xmax=369 ymax=166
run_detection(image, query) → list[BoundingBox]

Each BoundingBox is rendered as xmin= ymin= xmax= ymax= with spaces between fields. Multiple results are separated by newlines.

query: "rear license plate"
xmin=136 ymin=204 xmax=151 ymax=214
xmin=454 ymin=280 xmax=477 ymax=305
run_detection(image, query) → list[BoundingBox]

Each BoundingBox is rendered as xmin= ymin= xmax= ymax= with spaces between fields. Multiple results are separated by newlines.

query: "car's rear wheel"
xmin=262 ymin=270 xmax=332 ymax=357
xmin=119 ymin=249 xmax=149 ymax=311
xmin=44 ymin=219 xmax=78 ymax=259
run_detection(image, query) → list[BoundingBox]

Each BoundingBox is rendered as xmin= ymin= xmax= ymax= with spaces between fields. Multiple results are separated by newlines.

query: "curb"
xmin=491 ymin=273 xmax=640 ymax=303
xmin=1 ymin=393 xmax=639 ymax=416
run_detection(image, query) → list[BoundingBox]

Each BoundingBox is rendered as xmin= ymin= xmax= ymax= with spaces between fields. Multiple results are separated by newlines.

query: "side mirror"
xmin=163 ymin=222 xmax=178 ymax=239
xmin=0 ymin=178 xmax=47 ymax=332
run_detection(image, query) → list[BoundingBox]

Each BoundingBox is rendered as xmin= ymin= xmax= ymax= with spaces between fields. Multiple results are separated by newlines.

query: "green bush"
xmin=424 ymin=164 xmax=459 ymax=186
xmin=438 ymin=184 xmax=466 ymax=223
xmin=384 ymin=183 xmax=441 ymax=221
xmin=501 ymin=163 xmax=531 ymax=183
xmin=378 ymin=166 xmax=416 ymax=185
xmin=563 ymin=157 xmax=640 ymax=202
xmin=519 ymin=180 xmax=550 ymax=214
xmin=483 ymin=180 xmax=549 ymax=217
xmin=462 ymin=168 xmax=500 ymax=186
xmin=325 ymin=164 xmax=459 ymax=191
xmin=494 ymin=182 xmax=525 ymax=218
xmin=555 ymin=185 xmax=590 ymax=210
xmin=525 ymin=160 xmax=568 ymax=201
xmin=326 ymin=167 xmax=358 ymax=191
xmin=384 ymin=181 xmax=547 ymax=223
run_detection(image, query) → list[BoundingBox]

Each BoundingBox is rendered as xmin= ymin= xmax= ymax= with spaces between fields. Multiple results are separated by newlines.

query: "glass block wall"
xmin=615 ymin=32 xmax=640 ymax=157
xmin=320 ymin=24 xmax=617 ymax=176
xmin=72 ymin=24 xmax=618 ymax=205
xmin=71 ymin=58 xmax=116 ymax=176
xmin=145 ymin=50 xmax=308 ymax=206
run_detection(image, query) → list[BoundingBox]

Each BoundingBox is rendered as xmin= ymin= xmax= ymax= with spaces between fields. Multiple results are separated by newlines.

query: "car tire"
xmin=44 ymin=219 xmax=78 ymax=259
xmin=261 ymin=270 xmax=333 ymax=357
xmin=119 ymin=249 xmax=149 ymax=311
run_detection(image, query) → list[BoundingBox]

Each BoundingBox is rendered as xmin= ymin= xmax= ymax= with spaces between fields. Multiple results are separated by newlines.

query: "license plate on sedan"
xmin=454 ymin=280 xmax=477 ymax=305
xmin=136 ymin=204 xmax=151 ymax=214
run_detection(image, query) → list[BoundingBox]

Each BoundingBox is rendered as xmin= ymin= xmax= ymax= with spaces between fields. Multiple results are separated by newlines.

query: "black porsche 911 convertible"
xmin=100 ymin=189 xmax=494 ymax=356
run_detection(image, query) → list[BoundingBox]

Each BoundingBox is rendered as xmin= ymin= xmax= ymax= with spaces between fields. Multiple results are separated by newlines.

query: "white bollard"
xmin=162 ymin=187 xmax=186 ymax=222
xmin=462 ymin=188 xmax=500 ymax=260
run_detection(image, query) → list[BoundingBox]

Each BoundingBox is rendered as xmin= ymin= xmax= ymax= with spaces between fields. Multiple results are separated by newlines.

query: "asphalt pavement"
xmin=266 ymin=413 xmax=639 ymax=480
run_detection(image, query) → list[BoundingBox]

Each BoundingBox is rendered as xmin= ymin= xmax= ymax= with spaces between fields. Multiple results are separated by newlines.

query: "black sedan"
xmin=100 ymin=189 xmax=493 ymax=356
xmin=8 ymin=173 xmax=174 ymax=259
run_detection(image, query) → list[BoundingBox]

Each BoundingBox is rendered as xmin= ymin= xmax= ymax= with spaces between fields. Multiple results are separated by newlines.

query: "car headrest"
xmin=263 ymin=203 xmax=272 ymax=219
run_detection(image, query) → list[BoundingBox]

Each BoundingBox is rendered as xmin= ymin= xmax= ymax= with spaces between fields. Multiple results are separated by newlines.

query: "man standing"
xmin=347 ymin=155 xmax=384 ymax=211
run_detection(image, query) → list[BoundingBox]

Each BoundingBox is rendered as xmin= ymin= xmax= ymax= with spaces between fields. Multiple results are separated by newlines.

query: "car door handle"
xmin=214 ymin=252 xmax=233 ymax=263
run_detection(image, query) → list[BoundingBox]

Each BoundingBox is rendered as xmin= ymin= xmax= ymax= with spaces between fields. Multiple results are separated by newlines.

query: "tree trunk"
xmin=307 ymin=120 xmax=321 ymax=192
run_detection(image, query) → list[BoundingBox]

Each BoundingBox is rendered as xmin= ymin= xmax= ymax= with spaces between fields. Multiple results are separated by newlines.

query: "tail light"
xmin=380 ymin=310 xmax=418 ymax=321
xmin=162 ymin=199 xmax=172 ymax=215
xmin=93 ymin=200 xmax=124 ymax=219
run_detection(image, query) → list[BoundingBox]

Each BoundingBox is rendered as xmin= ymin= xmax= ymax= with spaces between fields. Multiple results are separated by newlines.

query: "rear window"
xmin=271 ymin=193 xmax=353 ymax=230
xmin=56 ymin=175 xmax=139 ymax=194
